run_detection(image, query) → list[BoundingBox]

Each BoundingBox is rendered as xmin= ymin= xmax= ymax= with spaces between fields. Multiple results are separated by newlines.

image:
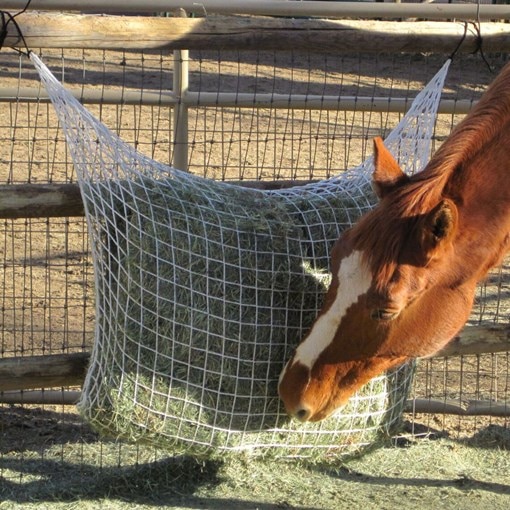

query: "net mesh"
xmin=30 ymin=52 xmax=450 ymax=459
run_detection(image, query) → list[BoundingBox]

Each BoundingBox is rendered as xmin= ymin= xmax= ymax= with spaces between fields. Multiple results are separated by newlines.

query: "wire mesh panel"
xmin=0 ymin=41 xmax=508 ymax=486
xmin=185 ymin=51 xmax=475 ymax=182
xmin=0 ymin=217 xmax=92 ymax=357
xmin=408 ymin=258 xmax=510 ymax=438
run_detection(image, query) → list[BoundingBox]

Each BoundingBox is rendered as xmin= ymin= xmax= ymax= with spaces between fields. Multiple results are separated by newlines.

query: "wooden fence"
xmin=0 ymin=10 xmax=509 ymax=417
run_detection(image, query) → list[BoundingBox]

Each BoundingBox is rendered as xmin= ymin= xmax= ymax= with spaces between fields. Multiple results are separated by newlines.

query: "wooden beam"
xmin=2 ymin=12 xmax=510 ymax=53
xmin=434 ymin=324 xmax=510 ymax=358
xmin=0 ymin=352 xmax=89 ymax=392
xmin=2 ymin=0 xmax=510 ymax=21
xmin=0 ymin=183 xmax=84 ymax=219
xmin=0 ymin=180 xmax=317 ymax=219
xmin=0 ymin=325 xmax=508 ymax=394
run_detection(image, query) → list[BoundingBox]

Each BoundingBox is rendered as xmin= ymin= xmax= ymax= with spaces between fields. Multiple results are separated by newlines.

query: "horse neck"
xmin=424 ymin=62 xmax=510 ymax=188
xmin=423 ymin=63 xmax=510 ymax=274
xmin=445 ymin=129 xmax=510 ymax=280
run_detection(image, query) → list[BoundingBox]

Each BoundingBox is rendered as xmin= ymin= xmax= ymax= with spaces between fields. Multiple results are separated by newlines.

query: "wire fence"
xmin=0 ymin=38 xmax=509 ymax=480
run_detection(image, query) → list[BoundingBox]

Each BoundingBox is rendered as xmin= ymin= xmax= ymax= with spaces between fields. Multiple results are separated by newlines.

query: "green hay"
xmin=78 ymin=172 xmax=414 ymax=460
xmin=27 ymin=48 xmax=448 ymax=461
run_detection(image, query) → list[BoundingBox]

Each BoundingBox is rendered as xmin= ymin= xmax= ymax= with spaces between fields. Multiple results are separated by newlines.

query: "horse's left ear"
xmin=372 ymin=137 xmax=409 ymax=199
xmin=422 ymin=199 xmax=458 ymax=254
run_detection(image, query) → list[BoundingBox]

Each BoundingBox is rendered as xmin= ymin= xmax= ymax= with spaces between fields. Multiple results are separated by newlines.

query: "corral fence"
xmin=0 ymin=0 xmax=509 ymax=477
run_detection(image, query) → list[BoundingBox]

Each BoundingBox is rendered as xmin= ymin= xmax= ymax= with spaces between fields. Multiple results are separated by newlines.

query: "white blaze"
xmin=293 ymin=250 xmax=372 ymax=369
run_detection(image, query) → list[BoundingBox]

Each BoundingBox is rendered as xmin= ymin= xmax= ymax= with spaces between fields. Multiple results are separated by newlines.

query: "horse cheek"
xmin=421 ymin=285 xmax=476 ymax=356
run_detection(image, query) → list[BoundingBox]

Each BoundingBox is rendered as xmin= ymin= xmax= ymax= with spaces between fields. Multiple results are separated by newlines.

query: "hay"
xmin=30 ymin=51 xmax=450 ymax=460
xmin=78 ymin=171 xmax=415 ymax=459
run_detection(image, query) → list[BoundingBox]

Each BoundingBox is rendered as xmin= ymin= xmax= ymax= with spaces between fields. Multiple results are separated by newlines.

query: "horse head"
xmin=280 ymin=60 xmax=510 ymax=422
xmin=278 ymin=137 xmax=475 ymax=422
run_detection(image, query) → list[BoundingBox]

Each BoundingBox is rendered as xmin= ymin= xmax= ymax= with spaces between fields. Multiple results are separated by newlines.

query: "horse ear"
xmin=422 ymin=199 xmax=458 ymax=254
xmin=372 ymin=137 xmax=409 ymax=199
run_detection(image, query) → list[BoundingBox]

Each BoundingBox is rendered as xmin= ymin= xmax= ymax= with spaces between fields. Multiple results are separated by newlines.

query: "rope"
xmin=0 ymin=0 xmax=32 ymax=57
xmin=449 ymin=6 xmax=492 ymax=74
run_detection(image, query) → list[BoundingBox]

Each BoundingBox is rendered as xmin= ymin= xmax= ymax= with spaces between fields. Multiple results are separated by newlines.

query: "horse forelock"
xmin=353 ymin=178 xmax=442 ymax=285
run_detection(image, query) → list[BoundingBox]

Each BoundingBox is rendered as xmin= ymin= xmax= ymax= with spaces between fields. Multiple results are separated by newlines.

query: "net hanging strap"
xmin=30 ymin=51 xmax=450 ymax=458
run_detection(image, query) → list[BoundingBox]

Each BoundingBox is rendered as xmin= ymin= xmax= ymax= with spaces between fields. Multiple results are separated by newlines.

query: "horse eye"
xmin=389 ymin=269 xmax=401 ymax=283
xmin=370 ymin=309 xmax=399 ymax=321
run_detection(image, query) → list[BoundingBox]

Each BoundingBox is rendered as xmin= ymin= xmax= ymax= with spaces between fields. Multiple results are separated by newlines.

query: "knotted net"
xmin=32 ymin=52 xmax=450 ymax=459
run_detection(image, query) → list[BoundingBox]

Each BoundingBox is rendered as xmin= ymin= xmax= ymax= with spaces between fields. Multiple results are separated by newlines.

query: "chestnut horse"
xmin=279 ymin=62 xmax=510 ymax=422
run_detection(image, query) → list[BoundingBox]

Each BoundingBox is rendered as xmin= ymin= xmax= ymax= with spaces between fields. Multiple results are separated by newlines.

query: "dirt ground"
xmin=0 ymin=41 xmax=509 ymax=508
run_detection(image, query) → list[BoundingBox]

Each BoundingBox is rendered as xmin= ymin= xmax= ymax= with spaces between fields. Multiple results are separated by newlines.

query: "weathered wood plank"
xmin=2 ymin=12 xmax=510 ymax=53
xmin=0 ymin=353 xmax=89 ymax=392
xmin=0 ymin=181 xmax=316 ymax=219
xmin=0 ymin=183 xmax=84 ymax=218
xmin=2 ymin=0 xmax=510 ymax=21
xmin=0 ymin=325 xmax=508 ymax=393
xmin=434 ymin=324 xmax=510 ymax=357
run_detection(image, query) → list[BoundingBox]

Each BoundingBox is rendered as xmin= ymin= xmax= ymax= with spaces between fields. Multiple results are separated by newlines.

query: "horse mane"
xmin=418 ymin=61 xmax=510 ymax=187
xmin=353 ymin=61 xmax=510 ymax=280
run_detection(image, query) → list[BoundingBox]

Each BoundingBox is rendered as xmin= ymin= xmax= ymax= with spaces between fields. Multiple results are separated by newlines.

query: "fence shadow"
xmin=0 ymin=455 xmax=220 ymax=505
xmin=319 ymin=464 xmax=510 ymax=497
xmin=0 ymin=46 xmax=499 ymax=102
xmin=0 ymin=450 xmax=321 ymax=509
xmin=0 ymin=406 xmax=97 ymax=455
xmin=459 ymin=424 xmax=510 ymax=450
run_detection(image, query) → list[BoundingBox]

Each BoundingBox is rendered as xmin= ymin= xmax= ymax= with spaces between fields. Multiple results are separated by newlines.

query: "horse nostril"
xmin=295 ymin=407 xmax=311 ymax=422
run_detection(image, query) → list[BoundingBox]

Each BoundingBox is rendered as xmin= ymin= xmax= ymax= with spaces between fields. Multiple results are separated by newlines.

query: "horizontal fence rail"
xmin=2 ymin=0 xmax=510 ymax=21
xmin=0 ymin=86 xmax=478 ymax=114
xmin=0 ymin=182 xmax=317 ymax=219
xmin=406 ymin=398 xmax=510 ymax=417
xmin=3 ymin=388 xmax=505 ymax=416
xmin=1 ymin=322 xmax=510 ymax=413
xmin=1 ymin=14 xmax=510 ymax=53
xmin=0 ymin=325 xmax=507 ymax=394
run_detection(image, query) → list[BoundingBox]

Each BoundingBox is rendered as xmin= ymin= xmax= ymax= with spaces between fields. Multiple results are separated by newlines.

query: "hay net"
xmin=31 ymin=52 xmax=450 ymax=458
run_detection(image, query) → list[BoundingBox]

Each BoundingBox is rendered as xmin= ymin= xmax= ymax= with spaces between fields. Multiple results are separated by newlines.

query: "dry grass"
xmin=1 ymin=407 xmax=509 ymax=509
xmin=76 ymin=173 xmax=413 ymax=458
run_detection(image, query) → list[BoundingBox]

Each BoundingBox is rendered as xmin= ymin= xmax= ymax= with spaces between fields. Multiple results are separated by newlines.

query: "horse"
xmin=278 ymin=62 xmax=510 ymax=423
